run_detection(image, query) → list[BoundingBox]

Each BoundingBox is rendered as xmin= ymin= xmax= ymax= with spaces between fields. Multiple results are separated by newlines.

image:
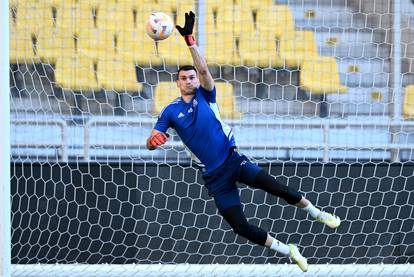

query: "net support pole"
xmin=197 ymin=0 xmax=206 ymax=55
xmin=0 ymin=0 xmax=11 ymax=276
xmin=392 ymin=0 xmax=402 ymax=119
xmin=391 ymin=0 xmax=402 ymax=161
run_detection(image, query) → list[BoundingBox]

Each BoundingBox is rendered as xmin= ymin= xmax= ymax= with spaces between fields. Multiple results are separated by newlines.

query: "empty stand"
xmin=11 ymin=0 xmax=345 ymax=101
xmin=203 ymin=2 xmax=297 ymax=68
xmin=12 ymin=0 xmax=309 ymax=70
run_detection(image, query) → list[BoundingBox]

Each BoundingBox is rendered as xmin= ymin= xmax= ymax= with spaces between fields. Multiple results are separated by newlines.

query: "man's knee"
xmin=230 ymin=220 xmax=250 ymax=236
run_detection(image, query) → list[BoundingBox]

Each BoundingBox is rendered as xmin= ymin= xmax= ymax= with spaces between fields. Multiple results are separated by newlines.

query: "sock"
xmin=269 ymin=238 xmax=290 ymax=256
xmin=302 ymin=202 xmax=321 ymax=218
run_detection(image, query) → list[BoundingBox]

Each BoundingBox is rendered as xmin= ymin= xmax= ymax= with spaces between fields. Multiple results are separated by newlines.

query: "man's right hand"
xmin=149 ymin=132 xmax=168 ymax=148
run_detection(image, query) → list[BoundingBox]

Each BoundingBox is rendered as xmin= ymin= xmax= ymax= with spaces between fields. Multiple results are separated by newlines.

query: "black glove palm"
xmin=176 ymin=11 xmax=196 ymax=46
xmin=176 ymin=11 xmax=195 ymax=35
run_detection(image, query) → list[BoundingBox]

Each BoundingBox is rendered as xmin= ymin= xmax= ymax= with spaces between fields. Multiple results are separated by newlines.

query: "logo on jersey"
xmin=240 ymin=160 xmax=247 ymax=166
xmin=178 ymin=112 xmax=185 ymax=118
xmin=193 ymin=99 xmax=198 ymax=107
xmin=188 ymin=107 xmax=193 ymax=113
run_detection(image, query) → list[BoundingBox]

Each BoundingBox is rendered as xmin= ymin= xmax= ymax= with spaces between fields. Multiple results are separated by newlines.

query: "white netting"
xmin=8 ymin=0 xmax=414 ymax=276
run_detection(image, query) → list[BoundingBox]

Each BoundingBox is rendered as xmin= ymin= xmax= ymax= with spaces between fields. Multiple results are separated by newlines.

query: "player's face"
xmin=176 ymin=70 xmax=199 ymax=95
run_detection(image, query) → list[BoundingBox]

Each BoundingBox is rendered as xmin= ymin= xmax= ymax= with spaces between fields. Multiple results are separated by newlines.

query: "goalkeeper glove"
xmin=176 ymin=11 xmax=197 ymax=46
xmin=149 ymin=133 xmax=168 ymax=148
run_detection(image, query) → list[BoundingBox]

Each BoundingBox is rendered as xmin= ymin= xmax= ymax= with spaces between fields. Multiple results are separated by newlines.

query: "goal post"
xmin=7 ymin=0 xmax=414 ymax=276
xmin=1 ymin=0 xmax=11 ymax=276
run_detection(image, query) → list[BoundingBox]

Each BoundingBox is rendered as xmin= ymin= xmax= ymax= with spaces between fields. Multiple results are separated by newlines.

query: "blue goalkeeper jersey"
xmin=154 ymin=85 xmax=236 ymax=174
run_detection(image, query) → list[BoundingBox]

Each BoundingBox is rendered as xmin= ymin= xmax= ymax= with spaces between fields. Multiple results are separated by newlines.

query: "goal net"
xmin=7 ymin=0 xmax=414 ymax=276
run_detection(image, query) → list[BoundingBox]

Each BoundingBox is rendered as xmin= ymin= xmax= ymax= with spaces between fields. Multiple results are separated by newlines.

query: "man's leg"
xmin=251 ymin=170 xmax=341 ymax=228
xmin=220 ymin=205 xmax=308 ymax=272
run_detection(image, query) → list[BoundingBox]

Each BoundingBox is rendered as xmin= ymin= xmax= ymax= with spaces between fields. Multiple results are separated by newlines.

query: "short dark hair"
xmin=176 ymin=65 xmax=197 ymax=80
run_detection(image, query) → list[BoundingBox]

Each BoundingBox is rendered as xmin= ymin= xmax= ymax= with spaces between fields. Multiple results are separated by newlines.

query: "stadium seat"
xmin=152 ymin=0 xmax=179 ymax=13
xmin=37 ymin=28 xmax=77 ymax=63
xmin=9 ymin=2 xmax=41 ymax=63
xmin=403 ymin=85 xmax=414 ymax=119
xmin=238 ymin=31 xmax=283 ymax=68
xmin=36 ymin=1 xmax=82 ymax=62
xmin=96 ymin=1 xmax=143 ymax=33
xmin=205 ymin=0 xmax=234 ymax=61
xmin=233 ymin=0 xmax=274 ymax=9
xmin=36 ymin=2 xmax=57 ymax=30
xmin=13 ymin=0 xmax=41 ymax=30
xmin=78 ymin=28 xmax=111 ymax=60
xmin=233 ymin=4 xmax=255 ymax=37
xmin=98 ymin=58 xmax=143 ymax=92
xmin=55 ymin=54 xmax=99 ymax=91
xmin=55 ymin=2 xmax=80 ymax=32
xmin=205 ymin=0 xmax=234 ymax=33
xmin=78 ymin=27 xmax=100 ymax=55
xmin=77 ymin=3 xmax=121 ymax=61
xmin=205 ymin=32 xmax=236 ymax=66
xmin=215 ymin=82 xmax=242 ymax=119
xmin=279 ymin=30 xmax=319 ymax=68
xmin=117 ymin=30 xmax=162 ymax=66
xmin=300 ymin=56 xmax=347 ymax=94
xmin=78 ymin=2 xmax=100 ymax=30
xmin=256 ymin=5 xmax=295 ymax=38
xmin=95 ymin=4 xmax=118 ymax=33
xmin=10 ymin=27 xmax=39 ymax=63
xmin=153 ymin=82 xmax=180 ymax=114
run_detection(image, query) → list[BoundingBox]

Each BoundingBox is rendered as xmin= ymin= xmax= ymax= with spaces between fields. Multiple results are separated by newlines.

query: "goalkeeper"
xmin=146 ymin=11 xmax=341 ymax=272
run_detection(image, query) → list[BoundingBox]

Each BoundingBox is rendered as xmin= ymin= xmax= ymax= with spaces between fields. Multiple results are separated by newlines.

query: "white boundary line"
xmin=12 ymin=264 xmax=414 ymax=277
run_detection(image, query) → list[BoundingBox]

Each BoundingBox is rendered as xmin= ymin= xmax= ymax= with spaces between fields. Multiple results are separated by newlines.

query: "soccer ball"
xmin=145 ymin=12 xmax=174 ymax=41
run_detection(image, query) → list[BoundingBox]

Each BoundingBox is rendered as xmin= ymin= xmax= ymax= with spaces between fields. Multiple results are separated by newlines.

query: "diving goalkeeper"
xmin=146 ymin=11 xmax=341 ymax=272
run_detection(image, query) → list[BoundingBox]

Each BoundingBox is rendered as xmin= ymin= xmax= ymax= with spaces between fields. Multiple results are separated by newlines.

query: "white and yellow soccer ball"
xmin=145 ymin=12 xmax=174 ymax=41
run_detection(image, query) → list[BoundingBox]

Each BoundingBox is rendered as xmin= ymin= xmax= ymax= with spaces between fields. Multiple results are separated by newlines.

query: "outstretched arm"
xmin=188 ymin=44 xmax=214 ymax=91
xmin=176 ymin=11 xmax=214 ymax=91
